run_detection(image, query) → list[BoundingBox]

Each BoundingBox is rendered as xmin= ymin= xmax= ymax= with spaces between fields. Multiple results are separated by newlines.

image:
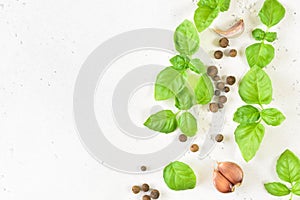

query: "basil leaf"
xmin=175 ymin=87 xmax=195 ymax=110
xmin=265 ymin=32 xmax=277 ymax=42
xmin=234 ymin=123 xmax=265 ymax=162
xmin=170 ymin=55 xmax=187 ymax=71
xmin=276 ymin=149 xmax=300 ymax=184
xmin=194 ymin=5 xmax=219 ymax=32
xmin=188 ymin=58 xmax=206 ymax=74
xmin=144 ymin=110 xmax=177 ymax=133
xmin=163 ymin=161 xmax=196 ymax=191
xmin=292 ymin=182 xmax=300 ymax=195
xmin=233 ymin=105 xmax=260 ymax=124
xmin=239 ymin=66 xmax=272 ymax=105
xmin=245 ymin=42 xmax=275 ymax=68
xmin=174 ymin=20 xmax=200 ymax=56
xmin=155 ymin=67 xmax=186 ymax=100
xmin=252 ymin=28 xmax=265 ymax=41
xmin=197 ymin=0 xmax=218 ymax=8
xmin=194 ymin=73 xmax=214 ymax=104
xmin=261 ymin=108 xmax=286 ymax=126
xmin=264 ymin=182 xmax=290 ymax=196
xmin=259 ymin=0 xmax=286 ymax=28
xmin=218 ymin=0 xmax=231 ymax=12
xmin=178 ymin=112 xmax=198 ymax=137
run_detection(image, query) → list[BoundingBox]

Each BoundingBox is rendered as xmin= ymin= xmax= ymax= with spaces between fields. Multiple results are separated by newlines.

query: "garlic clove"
xmin=217 ymin=162 xmax=244 ymax=186
xmin=214 ymin=19 xmax=245 ymax=38
xmin=213 ymin=170 xmax=234 ymax=193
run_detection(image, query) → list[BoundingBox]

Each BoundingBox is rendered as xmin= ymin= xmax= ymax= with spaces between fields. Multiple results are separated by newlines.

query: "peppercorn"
xmin=179 ymin=134 xmax=187 ymax=142
xmin=216 ymin=82 xmax=225 ymax=90
xmin=207 ymin=66 xmax=218 ymax=77
xmin=140 ymin=165 xmax=147 ymax=171
xmin=219 ymin=95 xmax=227 ymax=104
xmin=132 ymin=185 xmax=141 ymax=194
xmin=150 ymin=189 xmax=160 ymax=199
xmin=142 ymin=183 xmax=150 ymax=192
xmin=190 ymin=144 xmax=199 ymax=152
xmin=218 ymin=103 xmax=224 ymax=109
xmin=214 ymin=50 xmax=223 ymax=59
xmin=226 ymin=76 xmax=236 ymax=85
xmin=213 ymin=75 xmax=221 ymax=81
xmin=229 ymin=49 xmax=237 ymax=57
xmin=215 ymin=134 xmax=224 ymax=142
xmin=209 ymin=103 xmax=219 ymax=113
xmin=214 ymin=90 xmax=221 ymax=96
xmin=223 ymin=86 xmax=230 ymax=93
xmin=142 ymin=195 xmax=151 ymax=200
xmin=219 ymin=37 xmax=229 ymax=48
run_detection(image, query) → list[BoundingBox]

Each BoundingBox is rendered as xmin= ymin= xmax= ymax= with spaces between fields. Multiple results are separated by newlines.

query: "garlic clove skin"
xmin=213 ymin=170 xmax=234 ymax=193
xmin=217 ymin=162 xmax=244 ymax=186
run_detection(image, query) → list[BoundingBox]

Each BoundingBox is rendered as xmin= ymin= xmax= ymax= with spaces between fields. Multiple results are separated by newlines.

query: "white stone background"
xmin=0 ymin=0 xmax=300 ymax=199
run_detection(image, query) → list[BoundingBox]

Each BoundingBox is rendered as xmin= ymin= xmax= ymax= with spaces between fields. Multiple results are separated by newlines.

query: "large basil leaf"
xmin=163 ymin=161 xmax=196 ymax=191
xmin=175 ymin=87 xmax=195 ymax=110
xmin=233 ymin=105 xmax=260 ymax=124
xmin=261 ymin=108 xmax=285 ymax=126
xmin=174 ymin=20 xmax=200 ymax=56
xmin=144 ymin=110 xmax=177 ymax=133
xmin=194 ymin=73 xmax=214 ymax=104
xmin=264 ymin=182 xmax=290 ymax=196
xmin=246 ymin=43 xmax=275 ymax=68
xmin=259 ymin=0 xmax=286 ymax=28
xmin=239 ymin=66 xmax=273 ymax=105
xmin=234 ymin=123 xmax=265 ymax=162
xmin=194 ymin=5 xmax=219 ymax=32
xmin=178 ymin=112 xmax=198 ymax=137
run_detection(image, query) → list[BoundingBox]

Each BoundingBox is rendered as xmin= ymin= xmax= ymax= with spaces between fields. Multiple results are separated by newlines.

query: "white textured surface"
xmin=0 ymin=0 xmax=300 ymax=199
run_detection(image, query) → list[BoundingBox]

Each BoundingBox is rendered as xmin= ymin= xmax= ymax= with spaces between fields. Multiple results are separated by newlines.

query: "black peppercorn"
xmin=214 ymin=90 xmax=221 ymax=96
xmin=219 ymin=95 xmax=227 ymax=104
xmin=213 ymin=75 xmax=221 ymax=81
xmin=215 ymin=134 xmax=224 ymax=142
xmin=207 ymin=66 xmax=218 ymax=77
xmin=209 ymin=103 xmax=219 ymax=113
xmin=142 ymin=195 xmax=151 ymax=200
xmin=214 ymin=50 xmax=223 ymax=59
xmin=219 ymin=37 xmax=229 ymax=48
xmin=179 ymin=134 xmax=187 ymax=142
xmin=223 ymin=86 xmax=230 ymax=93
xmin=140 ymin=165 xmax=147 ymax=171
xmin=150 ymin=189 xmax=160 ymax=199
xmin=190 ymin=144 xmax=199 ymax=152
xmin=132 ymin=185 xmax=141 ymax=194
xmin=216 ymin=82 xmax=225 ymax=90
xmin=226 ymin=76 xmax=236 ymax=85
xmin=229 ymin=49 xmax=237 ymax=57
xmin=142 ymin=183 xmax=150 ymax=192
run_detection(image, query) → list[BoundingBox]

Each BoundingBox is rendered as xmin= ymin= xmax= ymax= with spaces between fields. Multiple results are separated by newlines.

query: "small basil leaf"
xmin=264 ymin=182 xmax=290 ymax=196
xmin=154 ymin=67 xmax=186 ymax=100
xmin=194 ymin=5 xmax=219 ymax=32
xmin=188 ymin=58 xmax=206 ymax=74
xmin=259 ymin=0 xmax=286 ymax=28
xmin=233 ymin=105 xmax=260 ymax=124
xmin=219 ymin=0 xmax=231 ymax=12
xmin=144 ymin=110 xmax=177 ymax=133
xmin=261 ymin=108 xmax=286 ymax=126
xmin=252 ymin=28 xmax=266 ymax=41
xmin=246 ymin=42 xmax=275 ymax=68
xmin=292 ymin=182 xmax=300 ymax=195
xmin=175 ymin=87 xmax=195 ymax=110
xmin=265 ymin=32 xmax=277 ymax=42
xmin=239 ymin=66 xmax=273 ymax=105
xmin=174 ymin=20 xmax=200 ymax=56
xmin=276 ymin=149 xmax=300 ymax=184
xmin=178 ymin=112 xmax=198 ymax=137
xmin=170 ymin=55 xmax=188 ymax=71
xmin=163 ymin=161 xmax=196 ymax=191
xmin=234 ymin=123 xmax=265 ymax=162
xmin=194 ymin=73 xmax=214 ymax=104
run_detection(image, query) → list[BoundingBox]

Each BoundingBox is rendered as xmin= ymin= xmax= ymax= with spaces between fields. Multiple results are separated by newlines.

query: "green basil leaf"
xmin=218 ymin=0 xmax=231 ymax=12
xmin=234 ymin=123 xmax=265 ymax=162
xmin=170 ymin=55 xmax=187 ymax=70
xmin=175 ymin=87 xmax=195 ymax=110
xmin=239 ymin=66 xmax=273 ymax=105
xmin=144 ymin=110 xmax=177 ymax=133
xmin=197 ymin=0 xmax=218 ymax=8
xmin=163 ymin=161 xmax=196 ymax=191
xmin=259 ymin=0 xmax=286 ymax=28
xmin=252 ymin=28 xmax=266 ymax=41
xmin=155 ymin=67 xmax=186 ymax=100
xmin=261 ymin=108 xmax=286 ymax=126
xmin=264 ymin=182 xmax=290 ymax=196
xmin=292 ymin=182 xmax=300 ymax=195
xmin=178 ymin=112 xmax=198 ymax=137
xmin=276 ymin=149 xmax=300 ymax=184
xmin=194 ymin=5 xmax=219 ymax=32
xmin=174 ymin=20 xmax=200 ymax=56
xmin=188 ymin=58 xmax=206 ymax=74
xmin=233 ymin=105 xmax=260 ymax=124
xmin=194 ymin=73 xmax=214 ymax=104
xmin=265 ymin=32 xmax=277 ymax=42
xmin=245 ymin=42 xmax=275 ymax=68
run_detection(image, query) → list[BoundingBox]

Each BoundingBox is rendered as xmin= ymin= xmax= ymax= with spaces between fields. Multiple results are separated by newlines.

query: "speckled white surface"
xmin=0 ymin=0 xmax=300 ymax=199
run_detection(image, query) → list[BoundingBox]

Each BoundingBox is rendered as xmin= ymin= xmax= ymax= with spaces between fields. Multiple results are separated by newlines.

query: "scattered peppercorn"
xmin=214 ymin=90 xmax=221 ymax=96
xmin=219 ymin=37 xmax=229 ymax=48
xmin=226 ymin=76 xmax=236 ymax=85
xmin=179 ymin=134 xmax=187 ymax=142
xmin=216 ymin=82 xmax=225 ymax=90
xmin=207 ymin=66 xmax=218 ymax=77
xmin=209 ymin=103 xmax=219 ymax=113
xmin=142 ymin=183 xmax=150 ymax=192
xmin=142 ymin=195 xmax=151 ymax=200
xmin=219 ymin=95 xmax=227 ymax=104
xmin=213 ymin=75 xmax=221 ymax=81
xmin=214 ymin=50 xmax=223 ymax=59
xmin=150 ymin=189 xmax=160 ymax=199
xmin=215 ymin=134 xmax=224 ymax=142
xmin=229 ymin=49 xmax=237 ymax=57
xmin=190 ymin=144 xmax=199 ymax=152
xmin=132 ymin=185 xmax=141 ymax=194
xmin=140 ymin=165 xmax=147 ymax=171
xmin=218 ymin=103 xmax=224 ymax=109
xmin=223 ymin=86 xmax=230 ymax=93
